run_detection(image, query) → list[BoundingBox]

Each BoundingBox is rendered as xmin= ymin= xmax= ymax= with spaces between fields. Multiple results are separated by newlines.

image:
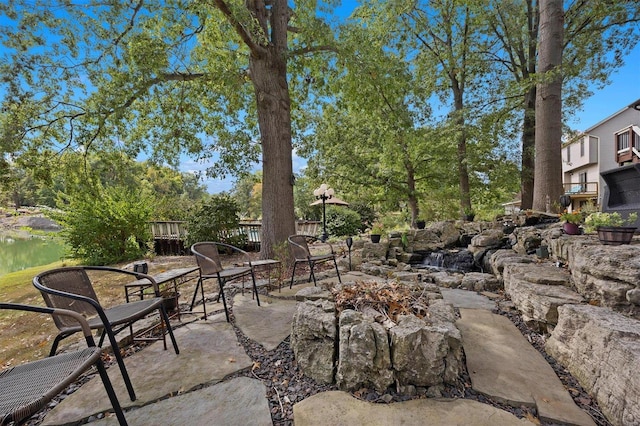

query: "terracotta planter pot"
xmin=563 ymin=222 xmax=580 ymax=235
xmin=596 ymin=226 xmax=637 ymax=245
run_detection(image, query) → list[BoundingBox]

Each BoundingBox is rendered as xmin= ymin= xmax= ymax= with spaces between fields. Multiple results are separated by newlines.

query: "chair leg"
xmin=49 ymin=333 xmax=67 ymax=357
xmin=103 ymin=327 xmax=137 ymax=401
xmin=308 ymin=260 xmax=317 ymax=286
xmin=289 ymin=262 xmax=298 ymax=289
xmin=159 ymin=305 xmax=180 ymax=355
xmin=95 ymin=358 xmax=129 ymax=425
xmin=218 ymin=278 xmax=230 ymax=322
xmin=189 ymin=277 xmax=201 ymax=310
xmin=250 ymin=270 xmax=260 ymax=306
xmin=333 ymin=257 xmax=342 ymax=283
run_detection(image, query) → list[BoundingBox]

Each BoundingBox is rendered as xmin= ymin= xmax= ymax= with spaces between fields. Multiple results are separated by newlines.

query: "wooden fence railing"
xmin=150 ymin=220 xmax=321 ymax=246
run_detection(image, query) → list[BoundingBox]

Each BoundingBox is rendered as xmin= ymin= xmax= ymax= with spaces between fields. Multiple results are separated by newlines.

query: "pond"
xmin=0 ymin=231 xmax=67 ymax=277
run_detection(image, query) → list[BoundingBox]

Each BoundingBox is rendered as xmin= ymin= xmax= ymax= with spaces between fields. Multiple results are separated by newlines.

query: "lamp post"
xmin=314 ymin=183 xmax=334 ymax=242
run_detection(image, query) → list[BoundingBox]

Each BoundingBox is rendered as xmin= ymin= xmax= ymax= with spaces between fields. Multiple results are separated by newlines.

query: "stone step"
xmin=293 ymin=391 xmax=534 ymax=426
xmin=457 ymin=308 xmax=595 ymax=426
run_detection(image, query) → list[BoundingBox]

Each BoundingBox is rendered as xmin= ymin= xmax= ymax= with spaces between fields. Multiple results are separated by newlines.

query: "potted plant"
xmin=370 ymin=222 xmax=384 ymax=243
xmin=559 ymin=210 xmax=582 ymax=235
xmin=416 ymin=218 xmax=426 ymax=229
xmin=584 ymin=212 xmax=638 ymax=245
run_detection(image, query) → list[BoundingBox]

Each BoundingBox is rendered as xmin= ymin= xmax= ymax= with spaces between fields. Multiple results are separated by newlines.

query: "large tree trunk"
xmin=250 ymin=51 xmax=296 ymax=259
xmin=453 ymin=93 xmax=471 ymax=217
xmin=533 ymin=0 xmax=563 ymax=212
xmin=519 ymin=0 xmax=539 ymax=211
xmin=520 ymin=87 xmax=536 ymax=210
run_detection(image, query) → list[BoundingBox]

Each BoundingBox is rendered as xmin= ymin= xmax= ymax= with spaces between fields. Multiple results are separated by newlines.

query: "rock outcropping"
xmin=290 ymin=282 xmax=464 ymax=394
xmin=546 ymin=304 xmax=640 ymax=426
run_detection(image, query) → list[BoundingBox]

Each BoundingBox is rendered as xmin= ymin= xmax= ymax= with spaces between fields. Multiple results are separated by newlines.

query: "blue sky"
xmin=190 ymin=41 xmax=640 ymax=194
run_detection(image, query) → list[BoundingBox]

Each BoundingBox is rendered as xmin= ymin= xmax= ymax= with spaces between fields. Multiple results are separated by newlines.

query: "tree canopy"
xmin=1 ymin=0 xmax=639 ymax=251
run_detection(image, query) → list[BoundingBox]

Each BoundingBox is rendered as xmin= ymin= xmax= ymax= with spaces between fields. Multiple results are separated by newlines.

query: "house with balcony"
xmin=561 ymin=98 xmax=640 ymax=212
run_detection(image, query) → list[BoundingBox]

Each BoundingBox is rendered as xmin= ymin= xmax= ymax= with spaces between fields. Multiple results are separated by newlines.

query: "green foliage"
xmin=349 ymin=202 xmax=376 ymax=232
xmin=184 ymin=194 xmax=246 ymax=247
xmin=231 ymin=172 xmax=263 ymax=219
xmin=49 ymin=185 xmax=154 ymax=265
xmin=325 ymin=206 xmax=362 ymax=238
xmin=584 ymin=212 xmax=638 ymax=233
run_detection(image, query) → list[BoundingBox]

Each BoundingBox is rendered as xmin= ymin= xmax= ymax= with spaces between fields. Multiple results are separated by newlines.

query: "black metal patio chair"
xmin=0 ymin=303 xmax=128 ymax=426
xmin=288 ymin=234 xmax=342 ymax=289
xmin=33 ymin=266 xmax=180 ymax=402
xmin=190 ymin=242 xmax=259 ymax=322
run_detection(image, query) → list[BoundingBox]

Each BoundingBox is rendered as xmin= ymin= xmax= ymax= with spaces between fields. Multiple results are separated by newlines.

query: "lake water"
xmin=0 ymin=231 xmax=67 ymax=276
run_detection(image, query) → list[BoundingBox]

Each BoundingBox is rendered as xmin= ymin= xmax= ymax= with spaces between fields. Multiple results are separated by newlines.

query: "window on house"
xmin=580 ymin=139 xmax=585 ymax=157
xmin=566 ymin=146 xmax=571 ymax=163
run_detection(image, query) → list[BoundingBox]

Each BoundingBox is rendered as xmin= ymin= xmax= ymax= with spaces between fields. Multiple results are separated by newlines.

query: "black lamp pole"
xmin=346 ymin=237 xmax=353 ymax=271
xmin=314 ymin=184 xmax=334 ymax=242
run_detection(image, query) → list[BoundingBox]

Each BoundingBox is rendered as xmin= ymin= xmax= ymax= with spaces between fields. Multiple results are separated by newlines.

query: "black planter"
xmin=416 ymin=220 xmax=426 ymax=229
xmin=370 ymin=234 xmax=381 ymax=243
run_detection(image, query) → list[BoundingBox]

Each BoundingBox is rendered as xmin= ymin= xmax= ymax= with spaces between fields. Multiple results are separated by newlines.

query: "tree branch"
xmin=211 ymin=0 xmax=264 ymax=54
xmin=288 ymin=44 xmax=338 ymax=57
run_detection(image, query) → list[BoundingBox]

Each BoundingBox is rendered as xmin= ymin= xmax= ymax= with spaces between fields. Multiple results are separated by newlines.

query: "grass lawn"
xmin=0 ymin=260 xmax=80 ymax=368
xmin=0 ymin=256 xmax=198 ymax=368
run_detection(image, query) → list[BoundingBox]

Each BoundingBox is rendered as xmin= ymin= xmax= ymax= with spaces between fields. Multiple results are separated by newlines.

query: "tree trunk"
xmin=406 ymin=162 xmax=419 ymax=226
xmin=520 ymin=87 xmax=536 ymax=210
xmin=250 ymin=49 xmax=296 ymax=259
xmin=533 ymin=0 xmax=563 ymax=213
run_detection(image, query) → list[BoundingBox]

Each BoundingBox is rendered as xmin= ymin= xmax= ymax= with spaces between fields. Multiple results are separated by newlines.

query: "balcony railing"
xmin=562 ymin=181 xmax=598 ymax=195
xmin=616 ymin=125 xmax=640 ymax=164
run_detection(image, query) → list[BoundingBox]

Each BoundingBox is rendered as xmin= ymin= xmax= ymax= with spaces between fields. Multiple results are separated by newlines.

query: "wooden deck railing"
xmin=150 ymin=220 xmax=321 ymax=244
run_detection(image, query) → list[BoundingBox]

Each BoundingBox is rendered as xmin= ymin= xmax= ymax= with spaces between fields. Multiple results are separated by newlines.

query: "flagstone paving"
xmin=40 ymin=272 xmax=598 ymax=426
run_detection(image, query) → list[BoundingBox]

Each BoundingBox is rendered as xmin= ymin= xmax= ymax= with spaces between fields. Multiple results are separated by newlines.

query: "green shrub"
xmin=349 ymin=202 xmax=376 ymax=232
xmin=50 ymin=185 xmax=153 ymax=265
xmin=325 ymin=206 xmax=362 ymax=238
xmin=185 ymin=194 xmax=247 ymax=248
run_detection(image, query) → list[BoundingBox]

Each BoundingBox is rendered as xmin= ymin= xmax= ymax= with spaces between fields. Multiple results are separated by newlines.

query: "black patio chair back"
xmin=190 ymin=242 xmax=260 ymax=322
xmin=36 ymin=267 xmax=100 ymax=330
xmin=0 ymin=303 xmax=128 ymax=426
xmin=287 ymin=235 xmax=342 ymax=289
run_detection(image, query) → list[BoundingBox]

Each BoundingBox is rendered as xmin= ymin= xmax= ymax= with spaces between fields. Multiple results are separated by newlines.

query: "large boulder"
xmin=503 ymin=263 xmax=585 ymax=331
xmin=460 ymin=272 xmax=501 ymax=292
xmin=546 ymin=304 xmax=640 ymax=426
xmin=509 ymin=226 xmax=544 ymax=255
xmin=390 ymin=305 xmax=463 ymax=387
xmin=488 ymin=249 xmax=534 ymax=284
xmin=390 ymin=315 xmax=449 ymax=387
xmin=411 ymin=221 xmax=460 ymax=252
xmin=336 ymin=309 xmax=394 ymax=392
xmin=361 ymin=241 xmax=389 ymax=261
xmin=570 ymin=244 xmax=640 ymax=317
xmin=290 ymin=300 xmax=338 ymax=384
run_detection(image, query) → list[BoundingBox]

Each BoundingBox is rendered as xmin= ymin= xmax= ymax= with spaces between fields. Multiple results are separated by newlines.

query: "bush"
xmin=185 ymin=194 xmax=247 ymax=248
xmin=50 ymin=185 xmax=153 ymax=265
xmin=325 ymin=206 xmax=362 ymax=238
xmin=349 ymin=202 xmax=376 ymax=232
